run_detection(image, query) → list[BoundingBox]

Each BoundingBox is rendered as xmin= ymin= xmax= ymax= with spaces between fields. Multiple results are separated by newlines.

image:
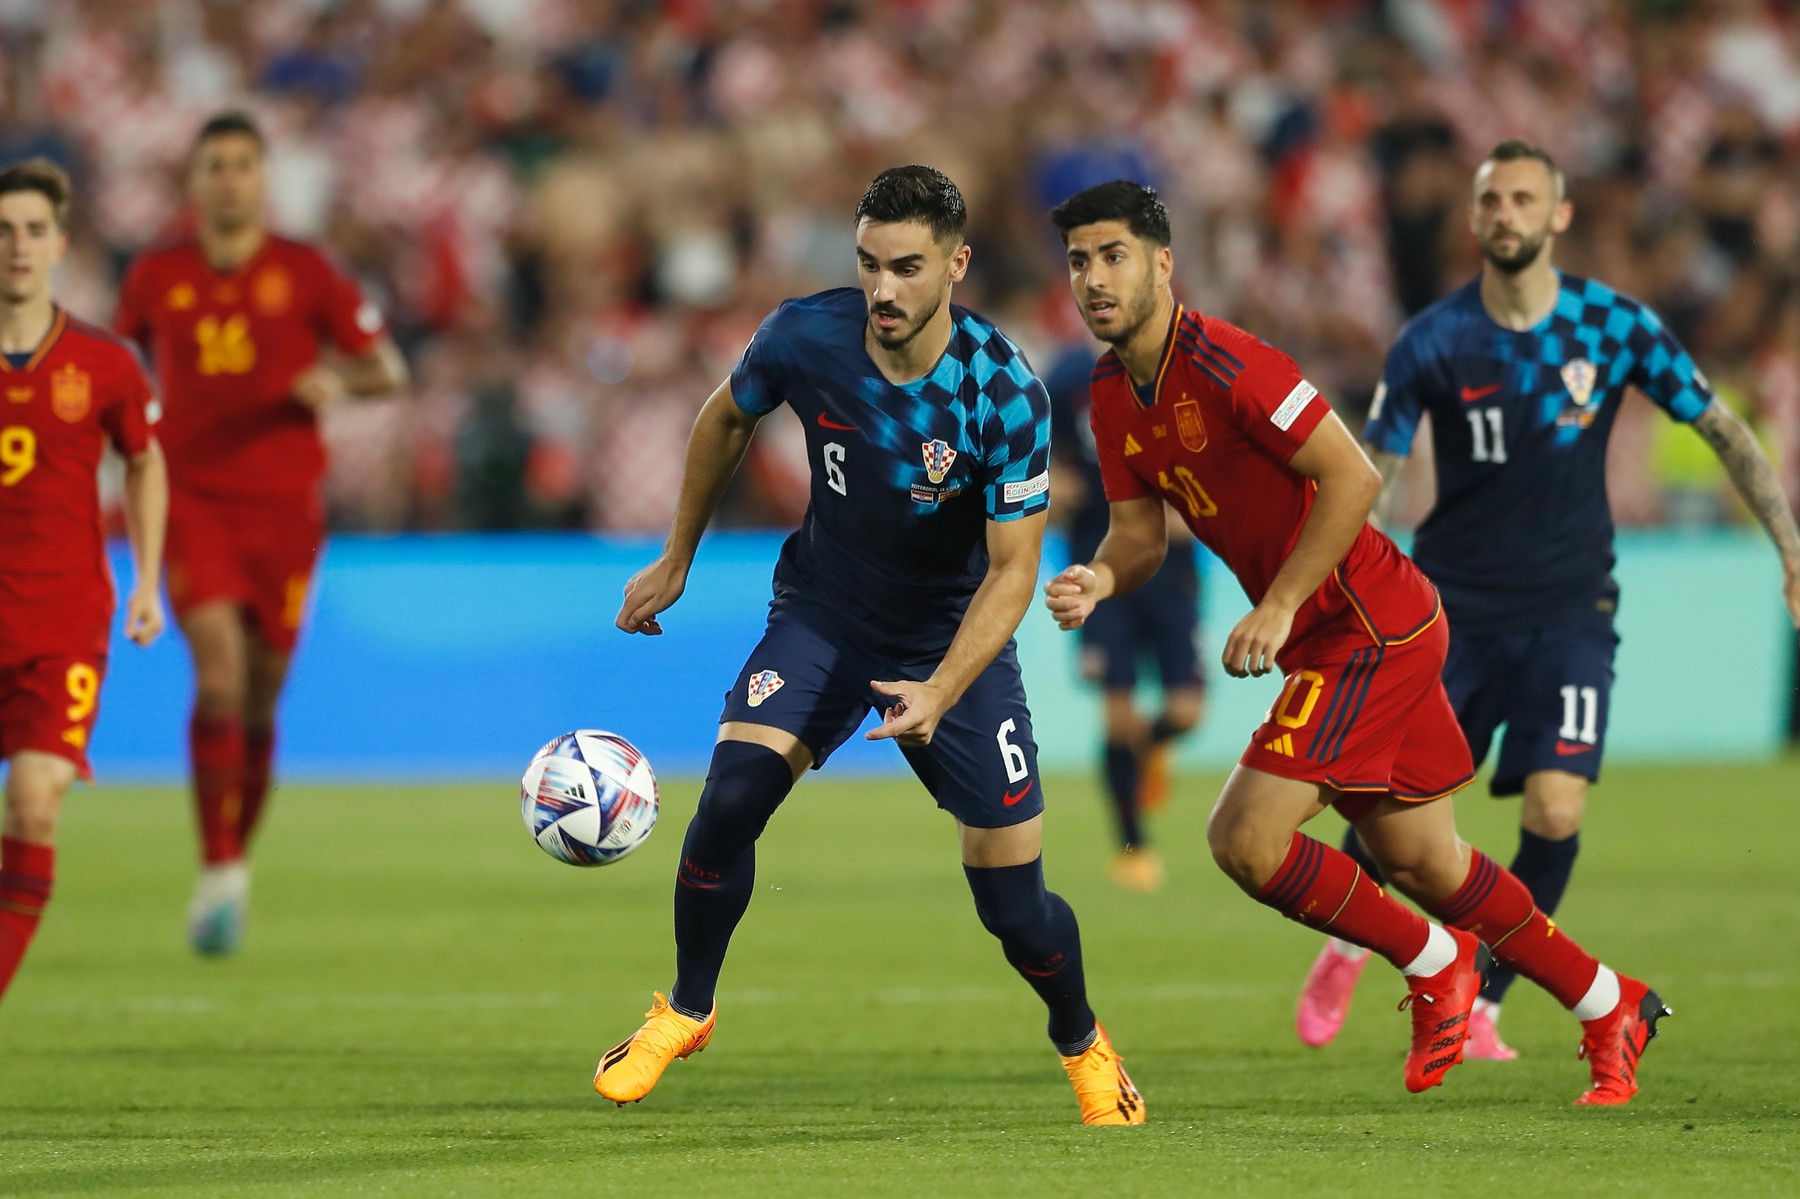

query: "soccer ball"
xmin=520 ymin=730 xmax=659 ymax=866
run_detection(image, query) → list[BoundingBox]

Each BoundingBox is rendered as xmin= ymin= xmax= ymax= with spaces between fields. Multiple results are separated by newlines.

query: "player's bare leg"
xmin=0 ymin=751 xmax=75 ymax=1004
xmin=178 ymin=600 xmax=252 ymax=955
xmin=595 ymin=723 xmax=806 ymax=1105
xmin=961 ymin=815 xmax=1142 ymax=1125
xmin=1357 ymin=793 xmax=1668 ymax=1104
xmin=240 ymin=636 xmax=295 ymax=856
xmin=1207 ymin=767 xmax=1488 ymax=1092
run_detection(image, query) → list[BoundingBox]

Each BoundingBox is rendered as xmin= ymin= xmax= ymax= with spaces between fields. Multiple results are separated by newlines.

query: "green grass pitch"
xmin=3 ymin=759 xmax=1798 ymax=1197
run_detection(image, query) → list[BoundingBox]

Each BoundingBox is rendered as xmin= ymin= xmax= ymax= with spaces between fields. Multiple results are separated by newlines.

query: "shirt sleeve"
xmin=312 ymin=250 xmax=385 ymax=356
xmin=981 ymin=344 xmax=1053 ymax=522
xmin=101 ymin=344 xmax=158 ymax=458
xmin=1090 ymin=385 xmax=1151 ymax=501
xmin=1363 ymin=325 xmax=1429 ymax=455
xmin=728 ymin=304 xmax=789 ymax=416
xmin=1226 ymin=341 xmax=1331 ymax=462
xmin=1625 ymin=302 xmax=1714 ymax=424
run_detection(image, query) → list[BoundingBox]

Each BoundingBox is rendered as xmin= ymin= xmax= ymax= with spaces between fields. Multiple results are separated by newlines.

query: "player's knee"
xmin=683 ymin=741 xmax=795 ymax=865
xmin=192 ymin=673 xmax=246 ymax=718
xmin=1522 ymin=786 xmax=1585 ymax=841
xmin=1205 ymin=810 xmax=1282 ymax=890
xmin=964 ymin=859 xmax=1049 ymax=943
xmin=3 ymin=770 xmax=69 ymax=842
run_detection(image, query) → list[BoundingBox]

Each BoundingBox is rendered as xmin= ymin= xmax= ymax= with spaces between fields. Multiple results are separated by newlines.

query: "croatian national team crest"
xmin=746 ymin=670 xmax=784 ymax=708
xmin=1174 ymin=396 xmax=1207 ymax=452
xmin=51 ymin=365 xmax=91 ymax=423
xmin=1561 ymin=358 xmax=1597 ymax=408
xmin=922 ymin=439 xmax=957 ymax=485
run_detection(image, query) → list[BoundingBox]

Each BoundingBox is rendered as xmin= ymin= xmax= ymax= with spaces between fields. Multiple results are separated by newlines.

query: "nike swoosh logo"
xmin=1002 ymin=779 xmax=1035 ymax=806
xmin=817 ymin=413 xmax=859 ymax=431
xmin=1460 ymin=383 xmax=1502 ymax=402
xmin=1553 ymin=741 xmax=1593 ymax=756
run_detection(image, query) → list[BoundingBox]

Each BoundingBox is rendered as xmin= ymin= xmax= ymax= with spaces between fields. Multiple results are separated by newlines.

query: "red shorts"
xmin=166 ymin=491 xmax=325 ymax=654
xmin=0 ymin=655 xmax=107 ymax=779
xmin=1239 ymin=611 xmax=1474 ymax=821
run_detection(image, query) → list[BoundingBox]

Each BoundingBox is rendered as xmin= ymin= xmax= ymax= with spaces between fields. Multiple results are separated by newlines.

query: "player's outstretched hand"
xmin=1043 ymin=564 xmax=1100 ymax=630
xmin=1784 ymin=568 xmax=1800 ymax=627
xmin=291 ymin=363 xmax=348 ymax=410
xmin=866 ymin=679 xmax=948 ymax=747
xmin=1222 ymin=600 xmax=1294 ymax=679
xmin=125 ymin=585 xmax=165 ymax=647
xmin=616 ymin=555 xmax=688 ymax=635
xmin=612 ymin=554 xmax=680 ymax=633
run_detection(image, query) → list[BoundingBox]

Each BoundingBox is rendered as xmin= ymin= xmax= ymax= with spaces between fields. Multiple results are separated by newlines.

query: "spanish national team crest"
xmin=746 ymin=670 xmax=784 ymax=708
xmin=51 ymin=365 xmax=91 ymax=423
xmin=1174 ymin=395 xmax=1207 ymax=452
xmin=1561 ymin=358 xmax=1597 ymax=408
xmin=921 ymin=439 xmax=957 ymax=484
xmin=166 ymin=282 xmax=197 ymax=311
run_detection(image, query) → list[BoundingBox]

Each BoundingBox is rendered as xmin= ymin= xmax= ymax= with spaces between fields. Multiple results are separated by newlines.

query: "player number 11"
xmin=1466 ymin=409 xmax=1507 ymax=463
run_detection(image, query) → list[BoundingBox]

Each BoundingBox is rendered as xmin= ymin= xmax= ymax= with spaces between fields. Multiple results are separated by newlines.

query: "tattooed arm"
xmin=1693 ymin=401 xmax=1800 ymax=625
xmin=1362 ymin=447 xmax=1410 ymax=533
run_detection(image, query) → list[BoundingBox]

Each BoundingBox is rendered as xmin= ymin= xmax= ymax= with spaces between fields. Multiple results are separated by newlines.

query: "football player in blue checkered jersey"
xmin=594 ymin=166 xmax=1144 ymax=1126
xmin=1295 ymin=140 xmax=1800 ymax=1062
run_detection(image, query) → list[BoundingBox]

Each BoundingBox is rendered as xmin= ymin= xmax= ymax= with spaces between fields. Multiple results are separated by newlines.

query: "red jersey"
xmin=0 ymin=309 xmax=158 ymax=662
xmin=114 ymin=234 xmax=384 ymax=502
xmin=1090 ymin=307 xmax=1437 ymax=663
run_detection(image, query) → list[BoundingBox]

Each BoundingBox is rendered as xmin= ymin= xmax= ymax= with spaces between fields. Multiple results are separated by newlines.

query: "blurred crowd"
xmin=8 ymin=0 xmax=1800 ymax=532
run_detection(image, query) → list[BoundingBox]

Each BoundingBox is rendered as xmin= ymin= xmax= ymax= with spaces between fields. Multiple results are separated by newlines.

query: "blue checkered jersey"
xmin=730 ymin=288 xmax=1052 ymax=656
xmin=1364 ymin=274 xmax=1713 ymax=631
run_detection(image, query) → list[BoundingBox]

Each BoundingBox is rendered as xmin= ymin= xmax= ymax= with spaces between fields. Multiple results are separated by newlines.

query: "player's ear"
xmin=1551 ymin=197 xmax=1573 ymax=236
xmin=1155 ymin=244 xmax=1173 ymax=287
xmin=947 ymin=241 xmax=971 ymax=284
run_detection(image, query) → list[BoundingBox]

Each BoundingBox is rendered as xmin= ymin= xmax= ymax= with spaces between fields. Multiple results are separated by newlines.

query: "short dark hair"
xmin=1049 ymin=180 xmax=1171 ymax=247
xmin=1484 ymin=139 xmax=1565 ymax=199
xmin=193 ymin=110 xmax=266 ymax=154
xmin=854 ymin=165 xmax=967 ymax=245
xmin=0 ymin=158 xmax=72 ymax=227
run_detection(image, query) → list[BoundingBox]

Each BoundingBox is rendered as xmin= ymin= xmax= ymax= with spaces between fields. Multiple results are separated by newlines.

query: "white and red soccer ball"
xmin=520 ymin=730 xmax=659 ymax=866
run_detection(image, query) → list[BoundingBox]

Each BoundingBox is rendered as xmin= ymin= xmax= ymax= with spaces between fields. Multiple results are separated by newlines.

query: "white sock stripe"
xmin=1401 ymin=924 xmax=1458 ymax=978
xmin=1571 ymin=965 xmax=1620 ymax=1021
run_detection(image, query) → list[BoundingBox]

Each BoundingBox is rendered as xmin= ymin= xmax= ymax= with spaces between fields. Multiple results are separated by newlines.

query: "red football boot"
xmin=1574 ymin=976 xmax=1671 ymax=1106
xmin=1399 ymin=929 xmax=1491 ymax=1093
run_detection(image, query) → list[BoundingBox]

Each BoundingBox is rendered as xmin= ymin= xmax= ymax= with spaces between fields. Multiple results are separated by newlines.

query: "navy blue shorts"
xmin=1443 ymin=617 xmax=1619 ymax=797
xmin=1078 ymin=562 xmax=1203 ymax=693
xmin=718 ymin=602 xmax=1044 ymax=828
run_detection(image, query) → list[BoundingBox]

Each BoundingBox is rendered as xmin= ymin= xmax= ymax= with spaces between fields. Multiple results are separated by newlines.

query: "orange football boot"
xmin=594 ymin=992 xmax=715 ymax=1105
xmin=1061 ymin=1023 xmax=1146 ymax=1125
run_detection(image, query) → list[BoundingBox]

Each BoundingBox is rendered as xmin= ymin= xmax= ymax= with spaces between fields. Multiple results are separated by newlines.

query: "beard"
xmin=1087 ymin=269 xmax=1160 ymax=346
xmin=867 ymin=289 xmax=944 ymax=351
xmin=1480 ymin=226 xmax=1550 ymax=274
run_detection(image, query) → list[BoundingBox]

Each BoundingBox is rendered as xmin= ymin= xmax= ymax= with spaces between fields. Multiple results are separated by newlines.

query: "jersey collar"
xmin=1130 ymin=304 xmax=1184 ymax=410
xmin=0 ymin=306 xmax=67 ymax=373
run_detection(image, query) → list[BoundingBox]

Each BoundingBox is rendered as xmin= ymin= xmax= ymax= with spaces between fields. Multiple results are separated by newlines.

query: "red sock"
xmin=239 ymin=726 xmax=276 ymax=851
xmin=0 ymin=837 xmax=55 ymax=1002
xmin=1426 ymin=849 xmax=1599 ymax=1009
xmin=190 ymin=711 xmax=246 ymax=865
xmin=1255 ymin=833 xmax=1430 ymax=969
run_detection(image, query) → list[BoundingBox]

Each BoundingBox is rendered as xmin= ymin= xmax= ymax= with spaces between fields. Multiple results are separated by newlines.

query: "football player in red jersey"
xmin=1042 ymin=181 xmax=1666 ymax=1106
xmin=0 ymin=159 xmax=167 ymax=1006
xmin=115 ymin=113 xmax=407 ymax=955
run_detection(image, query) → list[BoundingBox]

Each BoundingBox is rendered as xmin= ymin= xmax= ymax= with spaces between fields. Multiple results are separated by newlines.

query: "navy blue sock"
xmin=1338 ymin=822 xmax=1385 ymax=888
xmin=1102 ymin=741 xmax=1144 ymax=849
xmin=669 ymin=741 xmax=796 ymax=1018
xmin=964 ymin=858 xmax=1097 ymax=1053
xmin=1481 ymin=829 xmax=1580 ymax=1005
